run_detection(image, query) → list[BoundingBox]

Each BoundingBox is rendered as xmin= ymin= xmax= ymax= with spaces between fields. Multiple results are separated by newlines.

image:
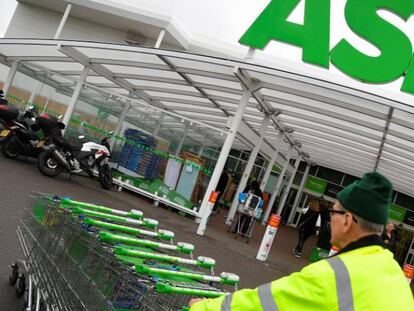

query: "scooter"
xmin=37 ymin=131 xmax=114 ymax=190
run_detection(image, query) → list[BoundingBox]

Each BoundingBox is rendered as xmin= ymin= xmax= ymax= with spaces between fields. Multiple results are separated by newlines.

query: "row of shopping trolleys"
xmin=10 ymin=194 xmax=239 ymax=311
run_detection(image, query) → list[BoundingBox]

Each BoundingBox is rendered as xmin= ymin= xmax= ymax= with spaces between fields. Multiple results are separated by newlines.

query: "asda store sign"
xmin=240 ymin=0 xmax=414 ymax=94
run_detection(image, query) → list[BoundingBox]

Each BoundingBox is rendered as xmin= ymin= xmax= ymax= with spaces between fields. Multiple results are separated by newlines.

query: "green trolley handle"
xmin=83 ymin=218 xmax=174 ymax=241
xmin=99 ymin=232 xmax=194 ymax=255
xmin=156 ymin=282 xmax=226 ymax=298
xmin=60 ymin=198 xmax=143 ymax=219
xmin=114 ymin=246 xmax=215 ymax=270
xmin=71 ymin=207 xmax=158 ymax=229
xmin=135 ymin=264 xmax=239 ymax=286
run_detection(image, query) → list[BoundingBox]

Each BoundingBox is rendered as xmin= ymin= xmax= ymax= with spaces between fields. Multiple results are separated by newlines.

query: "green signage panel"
xmin=240 ymin=0 xmax=414 ymax=95
xmin=389 ymin=204 xmax=406 ymax=222
xmin=305 ymin=176 xmax=327 ymax=194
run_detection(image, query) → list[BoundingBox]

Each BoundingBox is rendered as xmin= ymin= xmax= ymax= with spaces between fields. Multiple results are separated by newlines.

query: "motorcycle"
xmin=0 ymin=93 xmax=19 ymax=144
xmin=1 ymin=106 xmax=43 ymax=159
xmin=37 ymin=129 xmax=114 ymax=190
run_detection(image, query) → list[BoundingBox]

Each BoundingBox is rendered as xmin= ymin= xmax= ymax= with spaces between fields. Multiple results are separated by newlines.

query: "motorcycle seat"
xmin=65 ymin=141 xmax=83 ymax=152
xmin=53 ymin=136 xmax=82 ymax=151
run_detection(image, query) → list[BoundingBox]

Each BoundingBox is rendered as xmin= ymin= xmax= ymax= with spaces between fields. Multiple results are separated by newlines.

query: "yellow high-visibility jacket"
xmin=190 ymin=245 xmax=414 ymax=310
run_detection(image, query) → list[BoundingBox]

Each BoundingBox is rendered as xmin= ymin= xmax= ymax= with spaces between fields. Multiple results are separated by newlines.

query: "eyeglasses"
xmin=328 ymin=209 xmax=358 ymax=223
xmin=329 ymin=209 xmax=346 ymax=216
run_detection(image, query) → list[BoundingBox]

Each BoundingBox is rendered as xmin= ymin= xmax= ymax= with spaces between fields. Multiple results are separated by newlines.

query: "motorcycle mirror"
xmin=108 ymin=131 xmax=114 ymax=135
xmin=78 ymin=135 xmax=85 ymax=140
xmin=58 ymin=115 xmax=63 ymax=120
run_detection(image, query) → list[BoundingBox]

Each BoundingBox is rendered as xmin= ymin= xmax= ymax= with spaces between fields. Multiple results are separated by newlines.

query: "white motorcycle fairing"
xmin=81 ymin=142 xmax=110 ymax=160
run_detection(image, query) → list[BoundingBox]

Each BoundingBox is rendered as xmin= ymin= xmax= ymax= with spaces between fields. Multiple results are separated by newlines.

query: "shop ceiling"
xmin=0 ymin=39 xmax=413 ymax=197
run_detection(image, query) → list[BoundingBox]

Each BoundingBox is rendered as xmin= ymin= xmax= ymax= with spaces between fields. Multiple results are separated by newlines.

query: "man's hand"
xmin=189 ymin=298 xmax=205 ymax=307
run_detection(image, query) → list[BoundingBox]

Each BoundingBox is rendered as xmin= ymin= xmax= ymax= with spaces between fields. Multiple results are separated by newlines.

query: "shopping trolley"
xmin=230 ymin=193 xmax=264 ymax=243
xmin=9 ymin=194 xmax=237 ymax=311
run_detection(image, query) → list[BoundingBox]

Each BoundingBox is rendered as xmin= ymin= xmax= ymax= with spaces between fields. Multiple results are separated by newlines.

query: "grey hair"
xmin=353 ymin=214 xmax=384 ymax=234
xmin=338 ymin=206 xmax=384 ymax=234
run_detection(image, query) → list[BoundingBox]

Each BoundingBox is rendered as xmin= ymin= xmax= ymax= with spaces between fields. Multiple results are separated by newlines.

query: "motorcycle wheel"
xmin=99 ymin=164 xmax=113 ymax=190
xmin=2 ymin=138 xmax=19 ymax=159
xmin=38 ymin=151 xmax=63 ymax=177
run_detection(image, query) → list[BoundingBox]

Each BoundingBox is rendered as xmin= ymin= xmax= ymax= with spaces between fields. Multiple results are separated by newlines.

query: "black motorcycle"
xmin=0 ymin=91 xmax=19 ymax=144
xmin=1 ymin=106 xmax=42 ymax=159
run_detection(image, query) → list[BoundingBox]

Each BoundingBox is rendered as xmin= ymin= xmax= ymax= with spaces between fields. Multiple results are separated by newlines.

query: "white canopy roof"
xmin=0 ymin=39 xmax=413 ymax=197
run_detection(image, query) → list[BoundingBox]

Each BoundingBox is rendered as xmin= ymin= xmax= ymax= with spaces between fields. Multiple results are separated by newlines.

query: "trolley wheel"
xmin=8 ymin=263 xmax=19 ymax=286
xmin=15 ymin=274 xmax=26 ymax=298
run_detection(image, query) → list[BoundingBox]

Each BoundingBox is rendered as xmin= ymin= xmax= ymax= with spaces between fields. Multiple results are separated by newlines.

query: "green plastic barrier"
xmin=115 ymin=246 xmax=215 ymax=270
xmin=135 ymin=265 xmax=239 ymax=286
xmin=83 ymin=218 xmax=174 ymax=241
xmin=99 ymin=232 xmax=194 ymax=255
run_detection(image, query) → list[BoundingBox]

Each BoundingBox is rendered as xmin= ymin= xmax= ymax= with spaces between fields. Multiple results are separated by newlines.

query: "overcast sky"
xmin=0 ymin=0 xmax=413 ymax=98
xmin=0 ymin=0 xmax=17 ymax=37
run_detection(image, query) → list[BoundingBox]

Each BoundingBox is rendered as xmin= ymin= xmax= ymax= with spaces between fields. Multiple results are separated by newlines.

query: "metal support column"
xmin=260 ymin=132 xmax=283 ymax=191
xmin=197 ymin=90 xmax=251 ymax=235
xmin=27 ymin=81 xmax=42 ymax=108
xmin=154 ymin=29 xmax=166 ymax=49
xmin=288 ymin=164 xmax=310 ymax=224
xmin=262 ymin=144 xmax=294 ymax=224
xmin=198 ymin=143 xmax=206 ymax=157
xmin=226 ymin=115 xmax=270 ymax=225
xmin=3 ymin=60 xmax=19 ymax=97
xmin=175 ymin=125 xmax=189 ymax=156
xmin=54 ymin=3 xmax=72 ymax=39
xmin=42 ymin=88 xmax=54 ymax=113
xmin=276 ymin=154 xmax=301 ymax=215
xmin=110 ymin=101 xmax=131 ymax=150
xmin=153 ymin=113 xmax=164 ymax=136
xmin=62 ymin=66 xmax=88 ymax=133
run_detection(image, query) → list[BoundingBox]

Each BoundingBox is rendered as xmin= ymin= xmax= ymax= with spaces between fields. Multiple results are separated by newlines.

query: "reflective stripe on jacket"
xmin=190 ymin=246 xmax=414 ymax=311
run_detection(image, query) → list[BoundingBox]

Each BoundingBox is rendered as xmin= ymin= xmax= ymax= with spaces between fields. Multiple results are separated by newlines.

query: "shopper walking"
xmin=189 ymin=172 xmax=414 ymax=310
xmin=292 ymin=199 xmax=320 ymax=258
xmin=212 ymin=170 xmax=229 ymax=212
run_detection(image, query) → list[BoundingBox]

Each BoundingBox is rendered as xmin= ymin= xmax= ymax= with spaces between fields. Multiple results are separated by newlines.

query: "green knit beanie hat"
xmin=337 ymin=172 xmax=392 ymax=225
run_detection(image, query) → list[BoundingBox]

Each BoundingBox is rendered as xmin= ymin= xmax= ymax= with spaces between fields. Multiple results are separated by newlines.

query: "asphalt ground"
xmin=0 ymin=154 xmax=314 ymax=310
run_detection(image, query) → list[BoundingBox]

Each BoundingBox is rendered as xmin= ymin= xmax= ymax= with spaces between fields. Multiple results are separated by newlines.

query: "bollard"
xmin=328 ymin=245 xmax=339 ymax=257
xmin=196 ymin=191 xmax=219 ymax=235
xmin=256 ymin=214 xmax=281 ymax=261
xmin=403 ymin=264 xmax=414 ymax=285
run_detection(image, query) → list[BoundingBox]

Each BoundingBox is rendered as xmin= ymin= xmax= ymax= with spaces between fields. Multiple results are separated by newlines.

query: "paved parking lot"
xmin=0 ymin=155 xmax=313 ymax=310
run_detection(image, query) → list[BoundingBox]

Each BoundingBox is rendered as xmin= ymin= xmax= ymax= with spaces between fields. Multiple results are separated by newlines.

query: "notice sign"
xmin=305 ymin=176 xmax=327 ymax=194
xmin=403 ymin=210 xmax=414 ymax=227
xmin=389 ymin=204 xmax=407 ymax=222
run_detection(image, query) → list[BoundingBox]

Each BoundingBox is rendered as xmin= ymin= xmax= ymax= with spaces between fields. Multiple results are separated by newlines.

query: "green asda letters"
xmin=239 ymin=0 xmax=414 ymax=94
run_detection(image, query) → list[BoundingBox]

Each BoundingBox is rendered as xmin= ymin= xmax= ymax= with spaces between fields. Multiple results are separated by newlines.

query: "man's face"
xmin=330 ymin=201 xmax=345 ymax=248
